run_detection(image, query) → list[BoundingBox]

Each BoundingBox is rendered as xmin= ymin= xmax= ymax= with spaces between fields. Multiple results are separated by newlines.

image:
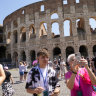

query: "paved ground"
xmin=0 ymin=68 xmax=70 ymax=96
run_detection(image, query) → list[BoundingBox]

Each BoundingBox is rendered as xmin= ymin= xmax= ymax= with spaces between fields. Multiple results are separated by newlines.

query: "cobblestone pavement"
xmin=0 ymin=68 xmax=70 ymax=96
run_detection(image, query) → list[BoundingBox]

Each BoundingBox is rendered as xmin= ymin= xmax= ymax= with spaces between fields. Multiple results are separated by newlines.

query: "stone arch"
xmin=13 ymin=30 xmax=18 ymax=43
xmin=13 ymin=20 xmax=18 ymax=28
xmin=0 ymin=46 xmax=6 ymax=59
xmin=20 ymin=27 xmax=26 ymax=42
xmin=93 ymin=45 xmax=96 ymax=56
xmin=76 ymin=18 xmax=86 ymax=40
xmin=39 ymin=22 xmax=47 ymax=37
xmin=13 ymin=52 xmax=18 ymax=67
xmin=7 ymin=53 xmax=11 ymax=62
xmin=79 ymin=45 xmax=88 ymax=58
xmin=89 ymin=17 xmax=96 ymax=33
xmin=29 ymin=24 xmax=36 ymax=39
xmin=53 ymin=47 xmax=61 ymax=59
xmin=0 ymin=34 xmax=3 ymax=43
xmin=30 ymin=50 xmax=36 ymax=64
xmin=63 ymin=19 xmax=72 ymax=36
xmin=51 ymin=22 xmax=60 ymax=38
xmin=21 ymin=50 xmax=26 ymax=61
xmin=7 ymin=32 xmax=11 ymax=44
xmin=66 ymin=46 xmax=74 ymax=59
xmin=51 ymin=13 xmax=59 ymax=19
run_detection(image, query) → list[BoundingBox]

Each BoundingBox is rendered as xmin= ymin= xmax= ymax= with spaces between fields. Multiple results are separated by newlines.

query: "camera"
xmin=75 ymin=52 xmax=81 ymax=62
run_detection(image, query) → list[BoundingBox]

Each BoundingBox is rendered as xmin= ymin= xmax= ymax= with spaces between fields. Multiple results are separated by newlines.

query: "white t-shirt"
xmin=36 ymin=66 xmax=48 ymax=90
xmin=60 ymin=61 xmax=65 ymax=70
xmin=19 ymin=65 xmax=25 ymax=72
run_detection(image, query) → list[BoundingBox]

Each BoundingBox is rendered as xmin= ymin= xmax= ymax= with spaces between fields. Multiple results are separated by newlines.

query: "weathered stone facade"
xmin=3 ymin=0 xmax=96 ymax=66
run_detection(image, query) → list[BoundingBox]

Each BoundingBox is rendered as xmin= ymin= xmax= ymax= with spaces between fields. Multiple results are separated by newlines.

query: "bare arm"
xmin=81 ymin=59 xmax=96 ymax=85
xmin=26 ymin=87 xmax=44 ymax=94
xmin=10 ymin=75 xmax=14 ymax=84
xmin=50 ymin=86 xmax=60 ymax=96
xmin=26 ymin=88 xmax=36 ymax=94
xmin=0 ymin=65 xmax=5 ymax=85
xmin=66 ymin=73 xmax=76 ymax=90
xmin=85 ymin=65 xmax=96 ymax=85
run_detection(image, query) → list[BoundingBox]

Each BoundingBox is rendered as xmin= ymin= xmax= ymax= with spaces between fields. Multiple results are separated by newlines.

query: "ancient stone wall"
xmin=3 ymin=0 xmax=96 ymax=66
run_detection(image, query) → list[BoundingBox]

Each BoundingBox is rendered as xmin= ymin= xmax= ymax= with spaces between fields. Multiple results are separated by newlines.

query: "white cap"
xmin=4 ymin=66 xmax=8 ymax=70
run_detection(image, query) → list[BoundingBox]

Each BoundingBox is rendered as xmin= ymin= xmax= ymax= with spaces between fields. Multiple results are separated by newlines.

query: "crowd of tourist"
xmin=0 ymin=49 xmax=96 ymax=96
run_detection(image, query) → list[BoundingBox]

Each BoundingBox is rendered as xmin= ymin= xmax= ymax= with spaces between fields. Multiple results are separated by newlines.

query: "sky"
xmin=0 ymin=0 xmax=96 ymax=36
xmin=0 ymin=0 xmax=42 ymax=24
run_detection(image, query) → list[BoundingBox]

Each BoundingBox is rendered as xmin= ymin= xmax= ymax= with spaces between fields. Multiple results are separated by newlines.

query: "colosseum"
xmin=1 ymin=0 xmax=96 ymax=67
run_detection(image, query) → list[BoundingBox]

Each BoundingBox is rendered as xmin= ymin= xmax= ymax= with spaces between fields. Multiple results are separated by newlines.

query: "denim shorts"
xmin=20 ymin=72 xmax=24 ymax=76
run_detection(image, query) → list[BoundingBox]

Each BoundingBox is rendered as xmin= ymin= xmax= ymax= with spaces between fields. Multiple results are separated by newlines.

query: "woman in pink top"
xmin=65 ymin=54 xmax=96 ymax=96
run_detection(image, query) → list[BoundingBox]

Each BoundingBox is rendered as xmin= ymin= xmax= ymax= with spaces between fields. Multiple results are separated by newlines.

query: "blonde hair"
xmin=19 ymin=62 xmax=23 ymax=65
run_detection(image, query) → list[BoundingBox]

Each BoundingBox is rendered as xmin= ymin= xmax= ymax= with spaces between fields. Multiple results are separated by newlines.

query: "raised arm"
xmin=0 ymin=64 xmax=5 ymax=85
xmin=81 ymin=59 xmax=96 ymax=85
xmin=66 ymin=73 xmax=76 ymax=90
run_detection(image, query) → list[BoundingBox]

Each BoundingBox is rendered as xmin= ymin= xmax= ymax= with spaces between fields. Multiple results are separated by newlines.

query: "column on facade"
xmin=70 ymin=5 xmax=79 ymax=45
xmin=84 ymin=17 xmax=92 ymax=42
xmin=61 ymin=47 xmax=66 ymax=61
xmin=48 ymin=48 xmax=53 ymax=61
xmin=17 ymin=17 xmax=21 ymax=63
xmin=10 ymin=21 xmax=14 ymax=64
xmin=25 ymin=50 xmax=31 ymax=66
xmin=25 ymin=27 xmax=29 ymax=46
xmin=35 ymin=12 xmax=40 ymax=46
xmin=18 ymin=50 xmax=21 ymax=64
xmin=87 ymin=45 xmax=93 ymax=58
xmin=71 ymin=16 xmax=79 ymax=44
xmin=83 ymin=4 xmax=92 ymax=42
xmin=58 ymin=7 xmax=64 ymax=39
xmin=74 ymin=45 xmax=79 ymax=53
xmin=46 ymin=9 xmax=52 ymax=39
xmin=25 ymin=14 xmax=29 ymax=24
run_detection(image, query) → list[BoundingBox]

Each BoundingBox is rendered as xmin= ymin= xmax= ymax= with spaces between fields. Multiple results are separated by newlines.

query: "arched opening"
xmin=64 ymin=20 xmax=72 ymax=37
xmin=93 ymin=45 xmax=96 ymax=56
xmin=21 ymin=51 xmax=26 ymax=61
xmin=76 ymin=0 xmax=80 ymax=3
xmin=53 ymin=47 xmax=61 ymax=60
xmin=51 ymin=13 xmax=59 ymax=19
xmin=7 ymin=54 xmax=11 ymax=62
xmin=29 ymin=25 xmax=36 ymax=39
xmin=20 ymin=27 xmax=26 ymax=42
xmin=0 ymin=34 xmax=3 ymax=43
xmin=7 ymin=32 xmax=11 ymax=44
xmin=21 ymin=32 xmax=26 ymax=42
xmin=79 ymin=45 xmax=88 ymax=58
xmin=13 ymin=30 xmax=18 ymax=43
xmin=40 ymin=5 xmax=45 ymax=12
xmin=76 ymin=18 xmax=86 ymax=40
xmin=0 ymin=46 xmax=6 ymax=62
xmin=39 ymin=22 xmax=47 ymax=37
xmin=89 ymin=18 xmax=96 ymax=33
xmin=63 ymin=0 xmax=68 ymax=4
xmin=51 ymin=22 xmax=60 ymax=38
xmin=13 ymin=20 xmax=18 ymax=28
xmin=13 ymin=52 xmax=18 ymax=67
xmin=30 ymin=50 xmax=36 ymax=64
xmin=66 ymin=46 xmax=74 ymax=59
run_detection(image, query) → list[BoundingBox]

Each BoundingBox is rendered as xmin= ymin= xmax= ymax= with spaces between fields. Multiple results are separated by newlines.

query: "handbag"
xmin=77 ymin=75 xmax=83 ymax=96
xmin=92 ymin=85 xmax=96 ymax=92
